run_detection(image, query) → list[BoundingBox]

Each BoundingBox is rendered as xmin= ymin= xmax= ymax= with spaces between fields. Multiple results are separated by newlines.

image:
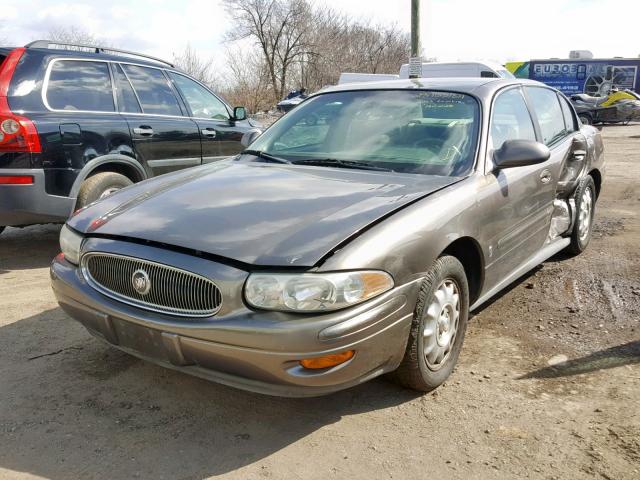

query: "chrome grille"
xmin=81 ymin=252 xmax=222 ymax=317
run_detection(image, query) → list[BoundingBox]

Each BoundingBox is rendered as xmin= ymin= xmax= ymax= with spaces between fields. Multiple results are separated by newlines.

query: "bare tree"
xmin=222 ymin=46 xmax=273 ymax=113
xmin=47 ymin=26 xmax=104 ymax=45
xmin=222 ymin=1 xmax=410 ymax=102
xmin=172 ymin=44 xmax=219 ymax=89
xmin=223 ymin=0 xmax=313 ymax=100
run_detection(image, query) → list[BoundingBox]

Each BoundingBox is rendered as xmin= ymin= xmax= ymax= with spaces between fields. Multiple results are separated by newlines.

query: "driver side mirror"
xmin=493 ymin=139 xmax=550 ymax=169
xmin=233 ymin=106 xmax=247 ymax=121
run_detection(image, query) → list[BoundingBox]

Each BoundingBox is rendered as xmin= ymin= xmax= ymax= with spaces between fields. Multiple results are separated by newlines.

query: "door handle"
xmin=572 ymin=149 xmax=586 ymax=161
xmin=201 ymin=128 xmax=217 ymax=138
xmin=133 ymin=126 xmax=154 ymax=136
xmin=540 ymin=169 xmax=552 ymax=184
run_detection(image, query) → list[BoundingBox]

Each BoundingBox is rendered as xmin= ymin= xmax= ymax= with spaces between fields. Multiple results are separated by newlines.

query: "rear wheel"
xmin=391 ymin=255 xmax=469 ymax=392
xmin=578 ymin=113 xmax=592 ymax=125
xmin=76 ymin=172 xmax=133 ymax=209
xmin=566 ymin=175 xmax=596 ymax=255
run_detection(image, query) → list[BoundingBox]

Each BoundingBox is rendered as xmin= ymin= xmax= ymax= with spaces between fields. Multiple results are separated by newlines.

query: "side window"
xmin=168 ymin=72 xmax=229 ymax=120
xmin=114 ymin=64 xmax=141 ymax=113
xmin=559 ymin=94 xmax=578 ymax=132
xmin=525 ymin=87 xmax=567 ymax=146
xmin=47 ymin=60 xmax=114 ymax=112
xmin=122 ymin=65 xmax=182 ymax=116
xmin=490 ymin=88 xmax=537 ymax=150
xmin=480 ymin=70 xmax=499 ymax=78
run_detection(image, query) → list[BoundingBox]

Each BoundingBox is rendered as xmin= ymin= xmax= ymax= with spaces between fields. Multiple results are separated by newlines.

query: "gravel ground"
xmin=0 ymin=125 xmax=638 ymax=480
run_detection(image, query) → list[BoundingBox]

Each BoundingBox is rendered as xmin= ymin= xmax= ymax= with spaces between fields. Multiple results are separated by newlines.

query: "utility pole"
xmin=409 ymin=0 xmax=422 ymax=78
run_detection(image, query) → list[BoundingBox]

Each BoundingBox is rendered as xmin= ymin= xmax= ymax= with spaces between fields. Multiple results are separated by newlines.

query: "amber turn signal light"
xmin=300 ymin=350 xmax=355 ymax=370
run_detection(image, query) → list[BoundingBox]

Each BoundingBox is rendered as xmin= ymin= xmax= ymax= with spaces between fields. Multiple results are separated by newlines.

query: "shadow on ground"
xmin=0 ymin=307 xmax=420 ymax=479
xmin=0 ymin=224 xmax=61 ymax=273
xmin=519 ymin=340 xmax=640 ymax=379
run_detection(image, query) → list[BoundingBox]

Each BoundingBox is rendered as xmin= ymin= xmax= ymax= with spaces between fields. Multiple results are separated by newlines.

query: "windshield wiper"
xmin=242 ymin=149 xmax=291 ymax=164
xmin=291 ymin=158 xmax=393 ymax=172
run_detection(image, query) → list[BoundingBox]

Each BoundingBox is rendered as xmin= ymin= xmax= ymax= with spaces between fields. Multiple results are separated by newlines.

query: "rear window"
xmin=46 ymin=60 xmax=114 ymax=112
xmin=122 ymin=65 xmax=182 ymax=116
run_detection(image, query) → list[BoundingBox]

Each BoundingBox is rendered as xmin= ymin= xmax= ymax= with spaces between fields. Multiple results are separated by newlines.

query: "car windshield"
xmin=247 ymin=89 xmax=481 ymax=176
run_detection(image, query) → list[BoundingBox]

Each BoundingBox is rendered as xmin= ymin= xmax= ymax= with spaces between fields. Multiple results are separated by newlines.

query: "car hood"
xmin=70 ymin=160 xmax=459 ymax=267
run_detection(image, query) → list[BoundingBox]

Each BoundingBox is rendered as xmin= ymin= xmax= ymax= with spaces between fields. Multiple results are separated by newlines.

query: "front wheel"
xmin=566 ymin=175 xmax=596 ymax=255
xmin=391 ymin=255 xmax=470 ymax=392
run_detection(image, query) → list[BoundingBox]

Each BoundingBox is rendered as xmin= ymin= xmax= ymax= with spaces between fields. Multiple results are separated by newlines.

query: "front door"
xmin=167 ymin=72 xmax=245 ymax=162
xmin=481 ymin=86 xmax=563 ymax=286
xmin=115 ymin=63 xmax=201 ymax=176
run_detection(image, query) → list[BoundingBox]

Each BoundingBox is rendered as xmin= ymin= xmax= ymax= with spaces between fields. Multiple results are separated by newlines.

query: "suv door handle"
xmin=540 ymin=169 xmax=552 ymax=184
xmin=201 ymin=128 xmax=217 ymax=138
xmin=133 ymin=126 xmax=154 ymax=136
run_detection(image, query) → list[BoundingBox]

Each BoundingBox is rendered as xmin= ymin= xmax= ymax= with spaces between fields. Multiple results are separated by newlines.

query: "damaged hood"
xmin=69 ymin=160 xmax=458 ymax=267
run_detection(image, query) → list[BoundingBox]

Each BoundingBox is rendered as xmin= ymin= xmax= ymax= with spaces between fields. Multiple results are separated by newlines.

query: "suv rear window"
xmin=46 ymin=60 xmax=114 ymax=112
xmin=122 ymin=64 xmax=182 ymax=116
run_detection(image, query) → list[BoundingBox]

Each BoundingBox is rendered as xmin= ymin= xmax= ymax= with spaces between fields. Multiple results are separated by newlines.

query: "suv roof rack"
xmin=25 ymin=40 xmax=175 ymax=68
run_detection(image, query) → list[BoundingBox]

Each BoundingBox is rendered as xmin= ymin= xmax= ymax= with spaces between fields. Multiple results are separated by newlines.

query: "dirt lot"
xmin=1 ymin=126 xmax=638 ymax=480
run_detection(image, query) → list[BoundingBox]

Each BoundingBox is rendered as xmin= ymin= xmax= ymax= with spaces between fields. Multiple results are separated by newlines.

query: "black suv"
xmin=0 ymin=41 xmax=259 ymax=235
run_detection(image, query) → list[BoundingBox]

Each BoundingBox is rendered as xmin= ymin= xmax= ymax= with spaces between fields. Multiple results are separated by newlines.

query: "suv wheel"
xmin=391 ymin=255 xmax=469 ymax=392
xmin=77 ymin=172 xmax=133 ymax=209
xmin=566 ymin=175 xmax=596 ymax=255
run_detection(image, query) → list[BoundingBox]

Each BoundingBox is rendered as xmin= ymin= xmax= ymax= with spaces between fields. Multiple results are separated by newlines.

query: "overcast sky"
xmin=2 ymin=0 xmax=639 ymax=68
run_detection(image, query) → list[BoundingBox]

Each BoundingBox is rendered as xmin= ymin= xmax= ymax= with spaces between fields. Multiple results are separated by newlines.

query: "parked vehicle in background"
xmin=276 ymin=88 xmax=308 ymax=113
xmin=399 ymin=61 xmax=515 ymax=79
xmin=0 ymin=40 xmax=258 ymax=236
xmin=338 ymin=72 xmax=399 ymax=85
xmin=507 ymin=57 xmax=640 ymax=97
xmin=570 ymin=89 xmax=640 ymax=125
xmin=334 ymin=61 xmax=512 ymax=91
xmin=52 ymin=77 xmax=604 ymax=397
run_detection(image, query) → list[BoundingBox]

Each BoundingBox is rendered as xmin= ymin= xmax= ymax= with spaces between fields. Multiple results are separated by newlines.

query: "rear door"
xmin=524 ymin=86 xmax=585 ymax=200
xmin=167 ymin=71 xmax=245 ymax=161
xmin=116 ymin=63 xmax=201 ymax=176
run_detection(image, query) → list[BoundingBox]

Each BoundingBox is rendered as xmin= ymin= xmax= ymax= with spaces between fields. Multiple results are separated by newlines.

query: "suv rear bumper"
xmin=0 ymin=169 xmax=74 ymax=226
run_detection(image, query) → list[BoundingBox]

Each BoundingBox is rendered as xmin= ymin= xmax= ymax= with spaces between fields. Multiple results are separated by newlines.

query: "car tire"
xmin=578 ymin=114 xmax=592 ymax=125
xmin=391 ymin=255 xmax=470 ymax=392
xmin=0 ymin=226 xmax=5 ymax=236
xmin=76 ymin=172 xmax=133 ymax=209
xmin=566 ymin=175 xmax=596 ymax=255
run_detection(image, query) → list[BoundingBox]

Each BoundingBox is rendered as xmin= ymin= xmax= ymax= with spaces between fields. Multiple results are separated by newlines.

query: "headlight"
xmin=59 ymin=225 xmax=84 ymax=265
xmin=244 ymin=271 xmax=394 ymax=312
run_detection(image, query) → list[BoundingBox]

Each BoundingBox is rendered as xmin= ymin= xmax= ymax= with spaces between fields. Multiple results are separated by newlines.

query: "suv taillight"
xmin=0 ymin=47 xmax=41 ymax=153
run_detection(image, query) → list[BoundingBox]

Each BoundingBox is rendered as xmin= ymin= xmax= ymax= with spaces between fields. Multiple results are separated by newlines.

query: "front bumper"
xmin=0 ymin=169 xmax=74 ymax=226
xmin=50 ymin=244 xmax=419 ymax=397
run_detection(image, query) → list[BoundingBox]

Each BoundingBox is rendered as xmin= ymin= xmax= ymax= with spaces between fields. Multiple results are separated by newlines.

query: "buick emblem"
xmin=131 ymin=269 xmax=151 ymax=295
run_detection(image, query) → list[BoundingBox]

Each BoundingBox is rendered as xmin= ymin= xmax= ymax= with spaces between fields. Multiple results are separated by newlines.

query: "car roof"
xmin=318 ymin=77 xmax=547 ymax=97
xmin=24 ymin=46 xmax=177 ymax=71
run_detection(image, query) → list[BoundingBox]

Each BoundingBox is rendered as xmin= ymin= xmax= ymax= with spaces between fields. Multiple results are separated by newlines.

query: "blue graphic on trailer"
xmin=529 ymin=59 xmax=640 ymax=96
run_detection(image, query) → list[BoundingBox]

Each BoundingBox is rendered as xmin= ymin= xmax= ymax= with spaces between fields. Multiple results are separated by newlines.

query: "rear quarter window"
xmin=46 ymin=60 xmax=115 ymax=112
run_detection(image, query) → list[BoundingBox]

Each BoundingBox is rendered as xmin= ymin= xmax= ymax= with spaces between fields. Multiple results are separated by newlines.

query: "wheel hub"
xmin=422 ymin=279 xmax=460 ymax=369
xmin=578 ymin=187 xmax=593 ymax=242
